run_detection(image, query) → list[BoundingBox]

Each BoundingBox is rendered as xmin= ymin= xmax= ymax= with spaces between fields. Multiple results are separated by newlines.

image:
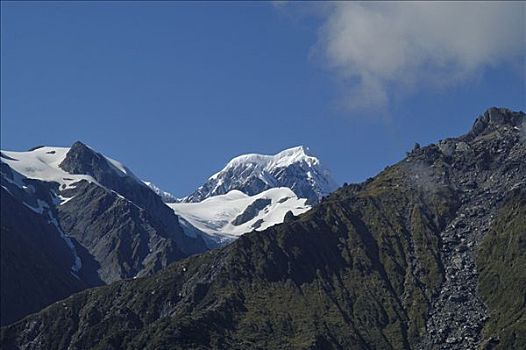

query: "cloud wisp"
xmin=310 ymin=2 xmax=525 ymax=113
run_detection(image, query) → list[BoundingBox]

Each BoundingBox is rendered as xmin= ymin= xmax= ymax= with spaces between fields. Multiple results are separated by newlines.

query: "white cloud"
xmin=311 ymin=2 xmax=526 ymax=112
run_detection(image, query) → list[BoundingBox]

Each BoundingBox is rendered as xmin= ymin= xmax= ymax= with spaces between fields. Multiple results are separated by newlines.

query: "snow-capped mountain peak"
xmin=186 ymin=145 xmax=338 ymax=204
xmin=59 ymin=141 xmax=142 ymax=182
xmin=218 ymin=145 xmax=317 ymax=174
xmin=0 ymin=142 xmax=145 ymax=192
xmin=1 ymin=145 xmax=98 ymax=192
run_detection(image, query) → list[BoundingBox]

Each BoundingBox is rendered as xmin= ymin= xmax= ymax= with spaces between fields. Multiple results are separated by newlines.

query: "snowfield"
xmin=1 ymin=146 xmax=137 ymax=191
xmin=1 ymin=147 xmax=95 ymax=190
xmin=169 ymin=187 xmax=310 ymax=246
xmin=1 ymin=144 xmax=332 ymax=248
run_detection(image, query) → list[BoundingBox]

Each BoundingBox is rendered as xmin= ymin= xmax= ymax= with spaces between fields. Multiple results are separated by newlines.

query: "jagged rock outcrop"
xmin=413 ymin=107 xmax=526 ymax=349
xmin=231 ymin=198 xmax=272 ymax=226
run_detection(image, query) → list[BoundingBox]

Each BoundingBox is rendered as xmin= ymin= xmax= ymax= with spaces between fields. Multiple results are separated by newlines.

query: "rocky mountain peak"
xmin=59 ymin=142 xmax=190 ymax=224
xmin=59 ymin=141 xmax=128 ymax=180
xmin=470 ymin=107 xmax=525 ymax=138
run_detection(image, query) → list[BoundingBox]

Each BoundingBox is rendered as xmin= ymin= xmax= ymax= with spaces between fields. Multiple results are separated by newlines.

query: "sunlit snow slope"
xmin=1 ymin=146 xmax=138 ymax=194
xmin=169 ymin=187 xmax=310 ymax=246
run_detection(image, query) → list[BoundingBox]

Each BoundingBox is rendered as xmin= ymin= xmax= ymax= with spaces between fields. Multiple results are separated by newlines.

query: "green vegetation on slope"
xmin=477 ymin=188 xmax=526 ymax=350
xmin=1 ymin=163 xmax=458 ymax=349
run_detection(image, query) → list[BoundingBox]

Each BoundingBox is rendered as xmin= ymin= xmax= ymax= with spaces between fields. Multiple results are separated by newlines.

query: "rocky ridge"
xmin=415 ymin=108 xmax=525 ymax=349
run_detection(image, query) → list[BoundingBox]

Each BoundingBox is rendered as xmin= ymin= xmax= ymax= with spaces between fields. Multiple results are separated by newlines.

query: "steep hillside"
xmin=0 ymin=142 xmax=207 ymax=325
xmin=477 ymin=189 xmax=525 ymax=350
xmin=0 ymin=187 xmax=88 ymax=326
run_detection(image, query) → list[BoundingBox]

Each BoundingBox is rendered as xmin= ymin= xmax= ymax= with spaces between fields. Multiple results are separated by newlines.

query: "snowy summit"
xmin=184 ymin=146 xmax=338 ymax=204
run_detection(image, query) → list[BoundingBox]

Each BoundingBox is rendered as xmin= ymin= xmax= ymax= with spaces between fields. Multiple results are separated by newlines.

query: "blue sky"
xmin=1 ymin=2 xmax=525 ymax=197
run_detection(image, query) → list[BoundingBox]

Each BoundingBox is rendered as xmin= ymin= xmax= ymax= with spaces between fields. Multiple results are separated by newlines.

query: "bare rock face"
xmin=59 ymin=142 xmax=186 ymax=229
xmin=231 ymin=198 xmax=272 ymax=226
xmin=412 ymin=107 xmax=526 ymax=350
xmin=470 ymin=107 xmax=524 ymax=138
xmin=56 ymin=142 xmax=208 ymax=281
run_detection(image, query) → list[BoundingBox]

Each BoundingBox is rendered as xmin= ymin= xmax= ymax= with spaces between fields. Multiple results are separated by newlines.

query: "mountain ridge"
xmin=0 ymin=142 xmax=208 ymax=325
xmin=2 ymin=107 xmax=523 ymax=349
